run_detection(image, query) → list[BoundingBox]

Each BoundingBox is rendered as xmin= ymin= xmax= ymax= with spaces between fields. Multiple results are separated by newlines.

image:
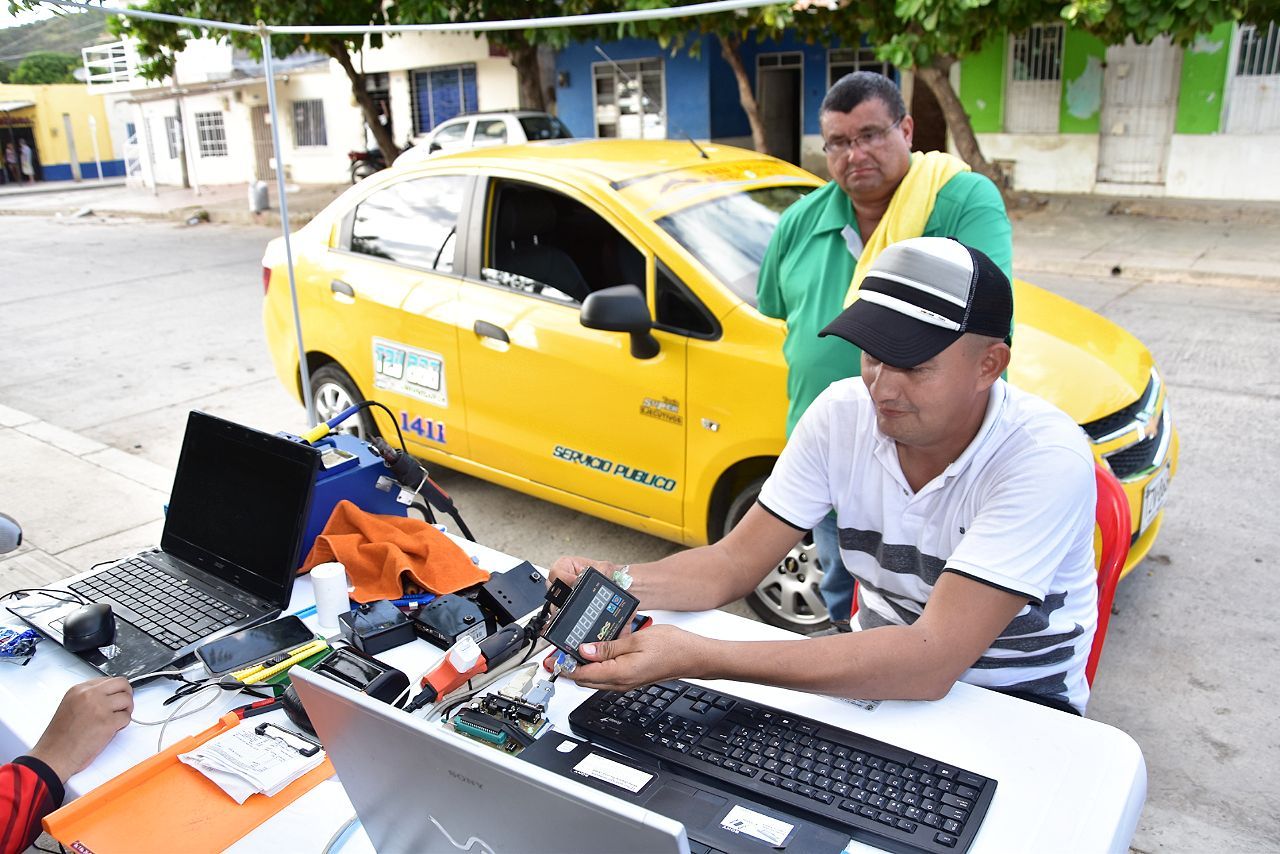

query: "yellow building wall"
xmin=0 ymin=83 xmax=119 ymax=180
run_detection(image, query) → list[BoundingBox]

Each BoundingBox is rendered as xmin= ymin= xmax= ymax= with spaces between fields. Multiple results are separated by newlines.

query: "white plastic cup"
xmin=311 ymin=561 xmax=352 ymax=631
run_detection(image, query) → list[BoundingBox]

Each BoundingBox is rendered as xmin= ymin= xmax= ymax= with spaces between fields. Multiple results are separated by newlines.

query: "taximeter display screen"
xmin=542 ymin=567 xmax=639 ymax=664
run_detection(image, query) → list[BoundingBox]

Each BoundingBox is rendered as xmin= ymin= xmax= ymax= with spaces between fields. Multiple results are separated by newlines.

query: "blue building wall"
xmin=557 ymin=32 xmax=853 ymax=144
xmin=557 ymin=38 xmax=714 ymax=140
xmin=41 ymin=160 xmax=126 ymax=182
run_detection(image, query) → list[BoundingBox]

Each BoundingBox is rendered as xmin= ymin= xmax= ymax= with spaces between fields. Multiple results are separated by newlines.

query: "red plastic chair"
xmin=1088 ymin=463 xmax=1132 ymax=685
xmin=844 ymin=463 xmax=1131 ymax=686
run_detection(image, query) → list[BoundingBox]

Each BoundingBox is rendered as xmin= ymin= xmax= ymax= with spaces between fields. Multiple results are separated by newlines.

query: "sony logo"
xmin=448 ymin=768 xmax=483 ymax=790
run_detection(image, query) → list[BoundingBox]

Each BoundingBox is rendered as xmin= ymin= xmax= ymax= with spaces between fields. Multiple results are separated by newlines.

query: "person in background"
xmin=1 ymin=677 xmax=133 ymax=854
xmin=3 ymin=143 xmax=17 ymax=185
xmin=18 ymin=139 xmax=35 ymax=184
xmin=757 ymin=71 xmax=1013 ymax=632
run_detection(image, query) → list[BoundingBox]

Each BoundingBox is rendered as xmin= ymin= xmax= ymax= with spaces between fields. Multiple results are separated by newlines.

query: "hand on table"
xmin=568 ymin=623 xmax=705 ymax=692
xmin=28 ymin=677 xmax=134 ymax=783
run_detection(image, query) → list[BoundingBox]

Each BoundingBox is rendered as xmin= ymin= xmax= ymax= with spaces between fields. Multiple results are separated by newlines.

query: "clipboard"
xmin=43 ymin=712 xmax=334 ymax=854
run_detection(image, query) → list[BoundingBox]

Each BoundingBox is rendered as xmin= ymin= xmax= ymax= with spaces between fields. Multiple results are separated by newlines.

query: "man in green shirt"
xmin=757 ymin=71 xmax=1012 ymax=631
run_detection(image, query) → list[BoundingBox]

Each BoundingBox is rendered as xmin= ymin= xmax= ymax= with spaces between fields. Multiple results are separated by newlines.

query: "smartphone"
xmin=195 ymin=616 xmax=316 ymax=676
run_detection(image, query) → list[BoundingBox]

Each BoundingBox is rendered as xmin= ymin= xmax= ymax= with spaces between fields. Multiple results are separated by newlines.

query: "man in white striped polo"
xmin=553 ymin=236 xmax=1098 ymax=715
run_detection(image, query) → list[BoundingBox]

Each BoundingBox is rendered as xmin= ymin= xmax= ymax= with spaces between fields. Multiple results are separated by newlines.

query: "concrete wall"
xmin=975 ymin=132 xmax=1099 ymax=193
xmin=1166 ymin=133 xmax=1280 ymax=199
xmin=278 ymin=69 xmax=364 ymax=184
xmin=354 ymin=31 xmax=519 ymax=144
xmin=127 ymin=65 xmax=359 ymax=187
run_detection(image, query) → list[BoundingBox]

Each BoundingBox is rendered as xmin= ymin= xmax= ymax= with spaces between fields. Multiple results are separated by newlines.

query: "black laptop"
xmin=10 ymin=411 xmax=319 ymax=680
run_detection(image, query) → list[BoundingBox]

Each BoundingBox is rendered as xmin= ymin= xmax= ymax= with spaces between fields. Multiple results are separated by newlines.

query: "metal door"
xmin=1097 ymin=36 xmax=1181 ymax=184
xmin=251 ymin=105 xmax=274 ymax=181
xmin=758 ymin=53 xmax=802 ymax=164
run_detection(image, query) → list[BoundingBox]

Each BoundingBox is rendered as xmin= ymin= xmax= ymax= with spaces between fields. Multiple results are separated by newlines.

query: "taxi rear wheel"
xmin=720 ymin=477 xmax=831 ymax=634
xmin=309 ymin=363 xmax=379 ymax=440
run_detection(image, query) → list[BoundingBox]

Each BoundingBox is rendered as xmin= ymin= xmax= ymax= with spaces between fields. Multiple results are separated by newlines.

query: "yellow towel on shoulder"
xmin=844 ymin=151 xmax=970 ymax=307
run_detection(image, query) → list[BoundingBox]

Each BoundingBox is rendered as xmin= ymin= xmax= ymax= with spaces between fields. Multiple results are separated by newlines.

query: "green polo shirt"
xmin=757 ymin=172 xmax=1012 ymax=436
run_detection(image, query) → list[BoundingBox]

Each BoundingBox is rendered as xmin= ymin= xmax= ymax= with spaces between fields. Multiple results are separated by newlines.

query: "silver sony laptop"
xmin=290 ymin=667 xmax=691 ymax=854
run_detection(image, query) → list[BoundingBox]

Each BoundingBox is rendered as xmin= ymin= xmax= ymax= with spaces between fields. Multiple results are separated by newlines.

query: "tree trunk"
xmin=914 ymin=61 xmax=1008 ymax=195
xmin=718 ymin=34 xmax=768 ymax=155
xmin=329 ymin=44 xmax=398 ymax=159
xmin=508 ymin=42 xmax=546 ymax=112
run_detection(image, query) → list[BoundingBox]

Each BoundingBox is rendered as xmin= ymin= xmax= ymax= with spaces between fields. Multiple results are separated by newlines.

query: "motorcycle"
xmin=348 ymin=148 xmax=386 ymax=183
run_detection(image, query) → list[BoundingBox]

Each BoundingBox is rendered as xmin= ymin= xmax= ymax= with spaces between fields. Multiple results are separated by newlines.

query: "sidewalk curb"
xmin=1016 ymin=259 xmax=1280 ymax=290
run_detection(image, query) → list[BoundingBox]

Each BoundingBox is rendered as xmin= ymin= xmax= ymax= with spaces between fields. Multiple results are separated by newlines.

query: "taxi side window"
xmin=349 ymin=175 xmax=465 ymax=272
xmin=483 ymin=181 xmax=643 ymax=305
xmin=655 ymin=262 xmax=716 ymax=338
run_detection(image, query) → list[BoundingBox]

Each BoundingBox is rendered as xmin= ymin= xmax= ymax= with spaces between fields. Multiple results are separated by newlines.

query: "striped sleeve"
xmin=2 ymin=757 xmax=64 ymax=854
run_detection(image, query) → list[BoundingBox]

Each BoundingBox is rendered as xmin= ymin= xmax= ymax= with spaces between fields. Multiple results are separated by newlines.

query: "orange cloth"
xmin=300 ymin=500 xmax=488 ymax=602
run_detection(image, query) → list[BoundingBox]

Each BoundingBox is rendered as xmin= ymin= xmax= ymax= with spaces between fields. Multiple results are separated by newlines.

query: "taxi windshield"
xmin=655 ymin=185 xmax=813 ymax=305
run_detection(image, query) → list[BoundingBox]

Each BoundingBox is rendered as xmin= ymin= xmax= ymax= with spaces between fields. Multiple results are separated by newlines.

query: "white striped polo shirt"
xmin=759 ymin=377 xmax=1098 ymax=714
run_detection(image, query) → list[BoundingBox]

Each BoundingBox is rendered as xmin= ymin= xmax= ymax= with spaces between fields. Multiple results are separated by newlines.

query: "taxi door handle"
xmin=473 ymin=320 xmax=509 ymax=343
xmin=330 ymin=279 xmax=354 ymax=298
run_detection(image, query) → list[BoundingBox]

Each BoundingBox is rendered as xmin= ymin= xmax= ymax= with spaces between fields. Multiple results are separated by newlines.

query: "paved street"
xmin=1 ymin=216 xmax=1278 ymax=851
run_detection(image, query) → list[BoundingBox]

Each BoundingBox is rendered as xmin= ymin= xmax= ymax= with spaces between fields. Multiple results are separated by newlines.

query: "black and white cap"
xmin=820 ymin=237 xmax=1012 ymax=368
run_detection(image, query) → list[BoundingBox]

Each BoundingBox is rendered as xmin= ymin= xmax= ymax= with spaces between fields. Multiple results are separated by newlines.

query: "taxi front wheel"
xmin=308 ymin=363 xmax=380 ymax=440
xmin=720 ymin=477 xmax=831 ymax=634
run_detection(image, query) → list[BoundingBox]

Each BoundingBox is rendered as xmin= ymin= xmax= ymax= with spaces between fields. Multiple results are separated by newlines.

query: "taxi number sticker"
xmin=373 ymin=338 xmax=447 ymax=408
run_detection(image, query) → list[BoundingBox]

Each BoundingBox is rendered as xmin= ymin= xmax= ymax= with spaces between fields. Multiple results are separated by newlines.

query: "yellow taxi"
xmin=263 ymin=139 xmax=1178 ymax=631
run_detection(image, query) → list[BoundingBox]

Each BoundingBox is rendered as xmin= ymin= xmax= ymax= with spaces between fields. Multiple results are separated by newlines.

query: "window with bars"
xmin=1226 ymin=21 xmax=1280 ymax=133
xmin=163 ymin=115 xmax=180 ymax=159
xmin=828 ymin=47 xmax=894 ymax=86
xmin=1005 ymin=23 xmax=1065 ymax=133
xmin=194 ymin=111 xmax=227 ymax=157
xmin=293 ymin=99 xmax=328 ymax=147
xmin=593 ymin=58 xmax=665 ymax=140
xmin=410 ymin=64 xmax=478 ymax=135
xmin=1237 ymin=21 xmax=1279 ymax=76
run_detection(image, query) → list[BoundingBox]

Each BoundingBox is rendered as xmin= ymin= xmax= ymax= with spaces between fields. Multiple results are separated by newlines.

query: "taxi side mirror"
xmin=580 ymin=285 xmax=660 ymax=360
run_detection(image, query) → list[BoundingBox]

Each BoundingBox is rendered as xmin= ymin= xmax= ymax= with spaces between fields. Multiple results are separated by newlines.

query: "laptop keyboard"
xmin=69 ymin=557 xmax=247 ymax=650
xmin=570 ymin=680 xmax=996 ymax=854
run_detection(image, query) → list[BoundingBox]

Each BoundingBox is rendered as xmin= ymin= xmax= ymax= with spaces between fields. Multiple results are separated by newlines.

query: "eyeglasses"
xmin=822 ymin=118 xmax=904 ymax=156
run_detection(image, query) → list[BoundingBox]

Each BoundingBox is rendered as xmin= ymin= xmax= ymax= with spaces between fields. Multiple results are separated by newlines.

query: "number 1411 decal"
xmin=400 ymin=411 xmax=447 ymax=445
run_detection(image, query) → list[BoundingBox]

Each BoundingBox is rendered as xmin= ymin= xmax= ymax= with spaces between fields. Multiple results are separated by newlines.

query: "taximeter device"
xmin=541 ymin=567 xmax=639 ymax=664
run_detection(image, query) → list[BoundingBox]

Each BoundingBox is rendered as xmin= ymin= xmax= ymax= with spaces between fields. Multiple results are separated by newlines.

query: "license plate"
xmin=1139 ymin=464 xmax=1171 ymax=535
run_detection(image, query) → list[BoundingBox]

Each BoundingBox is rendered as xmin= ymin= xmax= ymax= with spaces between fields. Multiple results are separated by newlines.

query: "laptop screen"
xmin=162 ymin=411 xmax=318 ymax=608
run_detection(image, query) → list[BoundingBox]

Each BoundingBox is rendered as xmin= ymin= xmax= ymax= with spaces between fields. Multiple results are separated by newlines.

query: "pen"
xmin=391 ymin=594 xmax=437 ymax=607
xmin=232 ymin=639 xmax=329 ymax=684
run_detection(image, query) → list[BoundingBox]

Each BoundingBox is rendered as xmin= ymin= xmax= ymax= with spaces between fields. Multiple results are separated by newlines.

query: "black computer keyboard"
xmin=569 ymin=680 xmax=996 ymax=854
xmin=69 ymin=557 xmax=246 ymax=650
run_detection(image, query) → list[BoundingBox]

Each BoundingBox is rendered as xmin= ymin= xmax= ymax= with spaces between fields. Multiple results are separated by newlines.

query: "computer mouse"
xmin=62 ymin=602 xmax=117 ymax=652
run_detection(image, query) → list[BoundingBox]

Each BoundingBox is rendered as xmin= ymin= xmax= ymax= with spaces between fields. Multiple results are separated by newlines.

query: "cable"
xmin=356 ymin=399 xmax=407 ymax=455
xmin=0 ymin=588 xmax=89 ymax=606
xmin=127 ymin=662 xmax=205 ymax=686
xmin=321 ymin=813 xmax=361 ymax=854
xmin=130 ymin=680 xmax=238 ymax=752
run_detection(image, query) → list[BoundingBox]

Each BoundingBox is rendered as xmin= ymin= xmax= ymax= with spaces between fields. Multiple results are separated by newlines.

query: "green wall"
xmin=1176 ymin=21 xmax=1232 ymax=134
xmin=1060 ymin=28 xmax=1106 ymax=133
xmin=959 ymin=34 xmax=1006 ymax=133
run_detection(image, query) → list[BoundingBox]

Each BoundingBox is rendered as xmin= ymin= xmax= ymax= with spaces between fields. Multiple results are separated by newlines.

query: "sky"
xmin=1 ymin=6 xmax=56 ymax=28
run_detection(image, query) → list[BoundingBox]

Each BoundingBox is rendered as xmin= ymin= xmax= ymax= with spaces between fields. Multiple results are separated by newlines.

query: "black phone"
xmin=195 ymin=616 xmax=316 ymax=676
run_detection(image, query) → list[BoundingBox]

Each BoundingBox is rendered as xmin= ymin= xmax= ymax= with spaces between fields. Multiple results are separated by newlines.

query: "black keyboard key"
xmin=942 ymin=793 xmax=974 ymax=812
xmin=935 ymin=832 xmax=958 ymax=848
